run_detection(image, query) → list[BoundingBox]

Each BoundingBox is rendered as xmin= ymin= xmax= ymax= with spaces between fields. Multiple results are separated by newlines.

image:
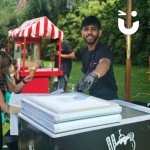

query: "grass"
xmin=37 ymin=60 xmax=150 ymax=101
xmin=2 ymin=122 xmax=9 ymax=135
xmin=69 ymin=61 xmax=150 ymax=102
xmin=113 ymin=64 xmax=150 ymax=102
xmin=2 ymin=60 xmax=150 ymax=136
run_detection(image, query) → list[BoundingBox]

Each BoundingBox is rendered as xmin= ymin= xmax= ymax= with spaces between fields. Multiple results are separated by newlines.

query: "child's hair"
xmin=12 ymin=58 xmax=17 ymax=66
xmin=0 ymin=51 xmax=12 ymax=73
xmin=0 ymin=44 xmax=5 ymax=49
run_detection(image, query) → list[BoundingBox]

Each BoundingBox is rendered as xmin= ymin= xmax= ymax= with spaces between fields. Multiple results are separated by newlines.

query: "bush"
xmin=136 ymin=51 xmax=150 ymax=66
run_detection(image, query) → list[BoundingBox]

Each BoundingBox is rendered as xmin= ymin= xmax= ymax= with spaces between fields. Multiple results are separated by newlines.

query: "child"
xmin=0 ymin=50 xmax=32 ymax=149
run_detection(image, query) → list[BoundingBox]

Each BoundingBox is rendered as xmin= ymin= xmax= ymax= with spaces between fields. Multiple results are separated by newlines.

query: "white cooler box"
xmin=21 ymin=92 xmax=122 ymax=133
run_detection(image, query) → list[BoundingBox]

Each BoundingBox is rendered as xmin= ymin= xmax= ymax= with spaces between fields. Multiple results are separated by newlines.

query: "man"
xmin=53 ymin=39 xmax=75 ymax=91
xmin=75 ymin=16 xmax=118 ymax=100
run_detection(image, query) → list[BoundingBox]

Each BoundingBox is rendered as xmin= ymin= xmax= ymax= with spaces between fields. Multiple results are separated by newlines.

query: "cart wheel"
xmin=54 ymin=76 xmax=65 ymax=91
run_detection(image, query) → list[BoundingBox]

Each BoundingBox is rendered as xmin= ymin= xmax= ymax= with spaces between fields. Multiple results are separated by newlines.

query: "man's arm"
xmin=75 ymin=58 xmax=111 ymax=91
xmin=60 ymin=51 xmax=75 ymax=59
xmin=92 ymin=58 xmax=111 ymax=78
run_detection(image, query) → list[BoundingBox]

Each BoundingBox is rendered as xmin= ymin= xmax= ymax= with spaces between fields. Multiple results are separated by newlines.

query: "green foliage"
xmin=41 ymin=39 xmax=56 ymax=60
xmin=16 ymin=0 xmax=52 ymax=24
xmin=57 ymin=0 xmax=149 ymax=65
xmin=16 ymin=0 xmax=71 ymax=25
xmin=136 ymin=51 xmax=150 ymax=66
xmin=0 ymin=0 xmax=149 ymax=65
xmin=0 ymin=0 xmax=19 ymax=47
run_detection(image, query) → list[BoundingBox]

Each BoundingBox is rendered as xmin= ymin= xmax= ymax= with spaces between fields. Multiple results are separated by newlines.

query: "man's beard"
xmin=85 ymin=34 xmax=99 ymax=45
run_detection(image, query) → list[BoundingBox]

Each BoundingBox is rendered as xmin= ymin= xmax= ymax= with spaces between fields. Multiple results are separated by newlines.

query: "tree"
xmin=0 ymin=0 xmax=19 ymax=47
xmin=57 ymin=0 xmax=150 ymax=64
xmin=16 ymin=0 xmax=88 ymax=24
xmin=0 ymin=0 xmax=149 ymax=65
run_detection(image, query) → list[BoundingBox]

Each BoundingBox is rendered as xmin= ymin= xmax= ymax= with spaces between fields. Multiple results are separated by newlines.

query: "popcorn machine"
xmin=8 ymin=17 xmax=63 ymax=93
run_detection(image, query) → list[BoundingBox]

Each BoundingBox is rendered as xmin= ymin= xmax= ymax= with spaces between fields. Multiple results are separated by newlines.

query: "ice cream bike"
xmin=8 ymin=16 xmax=63 ymax=93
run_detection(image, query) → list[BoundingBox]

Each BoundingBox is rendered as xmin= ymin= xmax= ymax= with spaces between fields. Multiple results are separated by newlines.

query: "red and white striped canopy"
xmin=8 ymin=16 xmax=63 ymax=40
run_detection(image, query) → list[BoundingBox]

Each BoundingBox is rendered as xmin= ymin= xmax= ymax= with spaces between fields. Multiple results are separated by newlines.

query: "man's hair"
xmin=81 ymin=16 xmax=101 ymax=29
xmin=50 ymin=38 xmax=59 ymax=43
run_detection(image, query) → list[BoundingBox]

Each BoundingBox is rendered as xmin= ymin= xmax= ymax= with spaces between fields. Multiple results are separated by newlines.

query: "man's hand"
xmin=75 ymin=73 xmax=98 ymax=91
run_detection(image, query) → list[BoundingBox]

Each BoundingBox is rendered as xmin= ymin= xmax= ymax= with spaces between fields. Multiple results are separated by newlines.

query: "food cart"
xmin=17 ymin=94 xmax=150 ymax=150
xmin=8 ymin=16 xmax=63 ymax=93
